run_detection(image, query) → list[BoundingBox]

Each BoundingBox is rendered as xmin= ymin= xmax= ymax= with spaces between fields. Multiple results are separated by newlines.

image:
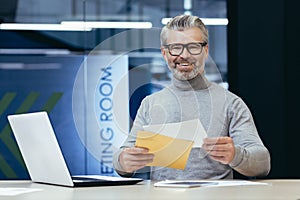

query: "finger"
xmin=125 ymin=153 xmax=154 ymax=162
xmin=207 ymin=150 xmax=228 ymax=157
xmin=120 ymin=153 xmax=154 ymax=173
xmin=203 ymin=137 xmax=232 ymax=145
xmin=122 ymin=156 xmax=154 ymax=172
xmin=203 ymin=143 xmax=232 ymax=151
xmin=124 ymin=158 xmax=154 ymax=167
xmin=120 ymin=149 xmax=153 ymax=162
xmin=124 ymin=147 xmax=149 ymax=154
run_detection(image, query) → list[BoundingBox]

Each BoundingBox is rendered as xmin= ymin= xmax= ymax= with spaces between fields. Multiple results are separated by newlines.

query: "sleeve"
xmin=228 ymin=97 xmax=271 ymax=177
xmin=113 ymin=97 xmax=150 ymax=177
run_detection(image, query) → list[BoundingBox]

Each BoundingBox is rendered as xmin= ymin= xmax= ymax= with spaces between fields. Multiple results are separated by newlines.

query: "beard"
xmin=170 ymin=62 xmax=205 ymax=81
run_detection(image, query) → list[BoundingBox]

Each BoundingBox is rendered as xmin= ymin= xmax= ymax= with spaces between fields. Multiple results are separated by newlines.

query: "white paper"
xmin=0 ymin=188 xmax=42 ymax=196
xmin=154 ymin=180 xmax=269 ymax=188
xmin=207 ymin=180 xmax=269 ymax=187
xmin=154 ymin=180 xmax=218 ymax=188
xmin=143 ymin=119 xmax=207 ymax=147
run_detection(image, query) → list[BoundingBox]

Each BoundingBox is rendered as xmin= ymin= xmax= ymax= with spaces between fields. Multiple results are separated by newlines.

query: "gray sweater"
xmin=113 ymin=75 xmax=270 ymax=180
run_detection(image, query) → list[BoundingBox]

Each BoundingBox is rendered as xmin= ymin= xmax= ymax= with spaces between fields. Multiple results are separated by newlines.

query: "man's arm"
xmin=203 ymin=97 xmax=271 ymax=177
xmin=202 ymin=137 xmax=235 ymax=165
xmin=114 ymin=147 xmax=153 ymax=174
xmin=202 ymin=136 xmax=270 ymax=177
xmin=113 ymin=97 xmax=153 ymax=177
xmin=228 ymin=97 xmax=270 ymax=177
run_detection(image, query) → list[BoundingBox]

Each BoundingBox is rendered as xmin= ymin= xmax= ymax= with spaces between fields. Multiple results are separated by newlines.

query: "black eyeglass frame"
xmin=164 ymin=42 xmax=207 ymax=56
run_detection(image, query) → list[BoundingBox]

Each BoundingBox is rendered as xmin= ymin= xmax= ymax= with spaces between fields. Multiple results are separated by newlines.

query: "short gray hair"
xmin=160 ymin=15 xmax=209 ymax=45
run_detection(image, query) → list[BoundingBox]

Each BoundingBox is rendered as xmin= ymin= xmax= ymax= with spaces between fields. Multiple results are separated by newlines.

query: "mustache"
xmin=173 ymin=57 xmax=194 ymax=64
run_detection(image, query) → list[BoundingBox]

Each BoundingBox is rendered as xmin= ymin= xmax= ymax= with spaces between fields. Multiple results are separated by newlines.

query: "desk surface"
xmin=0 ymin=179 xmax=300 ymax=200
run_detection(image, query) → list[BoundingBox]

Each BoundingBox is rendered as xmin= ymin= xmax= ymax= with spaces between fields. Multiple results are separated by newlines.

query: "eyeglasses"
xmin=164 ymin=42 xmax=207 ymax=56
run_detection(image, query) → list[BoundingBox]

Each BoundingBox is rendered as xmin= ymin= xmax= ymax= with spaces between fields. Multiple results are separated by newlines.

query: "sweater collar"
xmin=171 ymin=74 xmax=212 ymax=91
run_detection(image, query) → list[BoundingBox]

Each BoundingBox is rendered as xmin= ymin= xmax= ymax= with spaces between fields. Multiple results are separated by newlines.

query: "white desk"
xmin=0 ymin=179 xmax=300 ymax=200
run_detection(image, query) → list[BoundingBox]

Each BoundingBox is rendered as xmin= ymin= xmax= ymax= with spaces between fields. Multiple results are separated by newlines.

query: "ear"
xmin=204 ymin=44 xmax=209 ymax=59
xmin=161 ymin=47 xmax=168 ymax=61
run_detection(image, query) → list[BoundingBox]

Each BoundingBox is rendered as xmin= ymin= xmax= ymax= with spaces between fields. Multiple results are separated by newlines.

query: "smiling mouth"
xmin=175 ymin=63 xmax=194 ymax=71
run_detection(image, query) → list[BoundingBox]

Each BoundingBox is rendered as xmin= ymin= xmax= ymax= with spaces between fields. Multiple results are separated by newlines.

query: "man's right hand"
xmin=119 ymin=147 xmax=154 ymax=173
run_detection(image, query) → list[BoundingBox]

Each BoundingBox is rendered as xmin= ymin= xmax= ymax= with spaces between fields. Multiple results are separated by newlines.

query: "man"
xmin=113 ymin=14 xmax=270 ymax=180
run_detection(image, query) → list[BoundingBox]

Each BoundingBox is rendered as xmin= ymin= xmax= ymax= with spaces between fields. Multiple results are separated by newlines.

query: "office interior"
xmin=0 ymin=0 xmax=299 ymax=181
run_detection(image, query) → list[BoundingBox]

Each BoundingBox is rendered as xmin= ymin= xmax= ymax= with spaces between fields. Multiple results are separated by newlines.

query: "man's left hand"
xmin=202 ymin=137 xmax=235 ymax=164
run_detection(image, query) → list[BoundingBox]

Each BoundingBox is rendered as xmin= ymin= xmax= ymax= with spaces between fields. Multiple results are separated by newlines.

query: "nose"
xmin=179 ymin=46 xmax=190 ymax=58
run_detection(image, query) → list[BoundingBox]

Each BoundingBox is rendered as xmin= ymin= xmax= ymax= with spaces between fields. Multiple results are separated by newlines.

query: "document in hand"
xmin=135 ymin=131 xmax=194 ymax=170
xmin=142 ymin=119 xmax=207 ymax=148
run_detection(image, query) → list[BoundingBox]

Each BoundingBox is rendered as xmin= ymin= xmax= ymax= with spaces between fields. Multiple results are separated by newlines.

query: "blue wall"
xmin=0 ymin=54 xmax=93 ymax=179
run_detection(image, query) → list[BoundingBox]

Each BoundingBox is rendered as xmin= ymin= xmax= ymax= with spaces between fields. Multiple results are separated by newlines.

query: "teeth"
xmin=179 ymin=63 xmax=189 ymax=66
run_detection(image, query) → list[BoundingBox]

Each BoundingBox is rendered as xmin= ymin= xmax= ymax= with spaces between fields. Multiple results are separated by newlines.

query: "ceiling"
xmin=0 ymin=0 xmax=227 ymax=26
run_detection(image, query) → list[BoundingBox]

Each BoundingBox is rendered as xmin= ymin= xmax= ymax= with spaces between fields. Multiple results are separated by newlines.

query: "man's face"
xmin=161 ymin=27 xmax=208 ymax=81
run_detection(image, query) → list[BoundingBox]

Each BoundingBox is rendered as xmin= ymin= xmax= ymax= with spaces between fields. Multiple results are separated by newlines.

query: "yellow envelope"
xmin=135 ymin=131 xmax=194 ymax=170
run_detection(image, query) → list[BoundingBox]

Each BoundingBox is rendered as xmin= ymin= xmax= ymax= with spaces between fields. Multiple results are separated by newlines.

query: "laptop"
xmin=7 ymin=111 xmax=143 ymax=187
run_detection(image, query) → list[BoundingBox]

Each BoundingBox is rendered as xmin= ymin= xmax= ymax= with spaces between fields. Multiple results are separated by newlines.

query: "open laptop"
xmin=7 ymin=111 xmax=143 ymax=187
